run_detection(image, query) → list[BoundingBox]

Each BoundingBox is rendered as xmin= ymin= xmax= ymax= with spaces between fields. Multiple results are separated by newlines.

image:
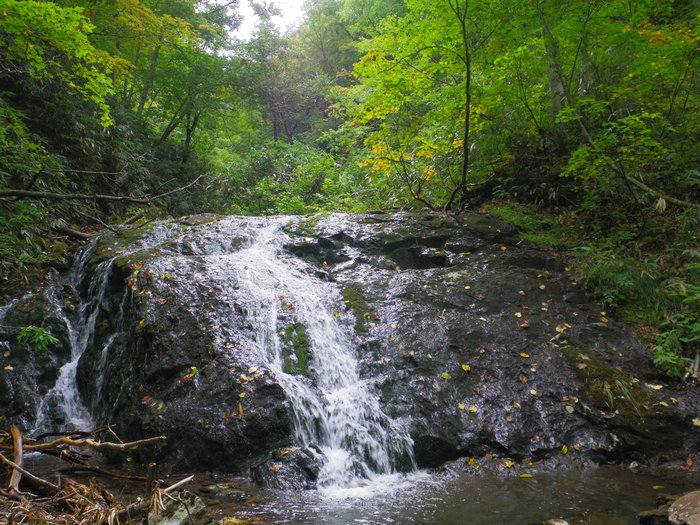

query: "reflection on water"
xmin=205 ymin=465 xmax=700 ymax=525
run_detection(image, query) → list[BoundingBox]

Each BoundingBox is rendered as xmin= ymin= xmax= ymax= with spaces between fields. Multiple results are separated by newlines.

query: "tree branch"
xmin=0 ymin=174 xmax=206 ymax=206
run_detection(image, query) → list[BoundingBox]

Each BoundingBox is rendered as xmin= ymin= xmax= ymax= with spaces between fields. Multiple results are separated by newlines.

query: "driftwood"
xmin=0 ymin=426 xmax=185 ymax=525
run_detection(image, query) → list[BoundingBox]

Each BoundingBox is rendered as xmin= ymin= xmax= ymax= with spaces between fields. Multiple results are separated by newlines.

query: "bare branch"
xmin=0 ymin=174 xmax=207 ymax=207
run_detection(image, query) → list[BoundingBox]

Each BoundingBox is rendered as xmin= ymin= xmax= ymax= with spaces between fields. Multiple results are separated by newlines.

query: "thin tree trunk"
xmin=136 ymin=42 xmax=162 ymax=118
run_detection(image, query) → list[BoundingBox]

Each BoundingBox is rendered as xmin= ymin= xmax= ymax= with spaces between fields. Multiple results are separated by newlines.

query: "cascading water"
xmin=31 ymin=225 xmax=176 ymax=433
xmin=204 ymin=217 xmax=415 ymax=490
xmin=5 ymin=215 xmax=412 ymax=490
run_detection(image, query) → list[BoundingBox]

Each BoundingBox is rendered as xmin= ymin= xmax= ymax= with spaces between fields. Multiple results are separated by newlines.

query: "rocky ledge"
xmin=1 ymin=211 xmax=698 ymax=485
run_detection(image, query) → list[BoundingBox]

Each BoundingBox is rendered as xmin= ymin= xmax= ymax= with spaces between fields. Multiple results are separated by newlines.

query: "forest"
xmin=0 ymin=0 xmax=698 ymax=377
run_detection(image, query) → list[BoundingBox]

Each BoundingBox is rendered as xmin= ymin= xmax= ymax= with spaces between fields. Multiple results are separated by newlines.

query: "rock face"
xmin=1 ymin=211 xmax=699 ymax=481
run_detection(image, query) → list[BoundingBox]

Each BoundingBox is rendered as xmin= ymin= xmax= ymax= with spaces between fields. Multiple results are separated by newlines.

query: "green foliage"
xmin=652 ymin=266 xmax=700 ymax=376
xmin=0 ymin=0 xmax=116 ymax=125
xmin=484 ymin=202 xmax=576 ymax=249
xmin=17 ymin=325 xmax=59 ymax=353
xmin=226 ymin=141 xmax=361 ymax=215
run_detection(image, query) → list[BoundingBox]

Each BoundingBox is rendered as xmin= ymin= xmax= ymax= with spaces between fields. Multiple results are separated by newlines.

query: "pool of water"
xmin=201 ymin=465 xmax=700 ymax=525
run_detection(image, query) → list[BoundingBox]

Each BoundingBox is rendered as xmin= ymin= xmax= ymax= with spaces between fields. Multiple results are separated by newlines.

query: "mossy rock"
xmin=282 ymin=324 xmax=310 ymax=375
xmin=560 ymin=346 xmax=677 ymax=441
xmin=341 ymin=283 xmax=371 ymax=333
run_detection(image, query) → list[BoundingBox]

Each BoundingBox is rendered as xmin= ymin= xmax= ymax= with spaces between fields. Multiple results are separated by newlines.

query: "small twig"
xmin=20 ymin=435 xmax=166 ymax=453
xmin=57 ymin=465 xmax=147 ymax=481
xmin=8 ymin=427 xmax=23 ymax=495
xmin=0 ymin=453 xmax=59 ymax=492
xmin=163 ymin=475 xmax=194 ymax=494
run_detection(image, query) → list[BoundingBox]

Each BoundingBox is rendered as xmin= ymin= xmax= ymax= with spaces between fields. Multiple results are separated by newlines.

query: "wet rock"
xmin=251 ymin=447 xmax=323 ymax=489
xmin=148 ymin=489 xmax=209 ymax=525
xmin=669 ymin=491 xmax=700 ymax=524
xmin=2 ymin=210 xmax=699 ymax=482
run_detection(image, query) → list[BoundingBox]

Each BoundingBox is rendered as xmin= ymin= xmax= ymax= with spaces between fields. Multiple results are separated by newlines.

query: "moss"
xmin=285 ymin=215 xmax=324 ymax=237
xmin=341 ymin=283 xmax=371 ymax=333
xmin=483 ymin=202 xmax=576 ymax=249
xmin=560 ymin=346 xmax=671 ymax=431
xmin=282 ymin=324 xmax=310 ymax=375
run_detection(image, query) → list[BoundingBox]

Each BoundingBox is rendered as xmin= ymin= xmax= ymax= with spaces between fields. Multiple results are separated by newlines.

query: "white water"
xmin=32 ymin=226 xmax=172 ymax=433
xmin=206 ymin=218 xmax=415 ymax=489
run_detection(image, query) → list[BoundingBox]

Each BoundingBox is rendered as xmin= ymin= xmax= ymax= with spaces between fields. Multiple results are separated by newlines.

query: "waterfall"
xmin=31 ymin=224 xmax=174 ymax=433
xmin=5 ymin=216 xmax=413 ymax=489
xmin=205 ymin=217 xmax=415 ymax=489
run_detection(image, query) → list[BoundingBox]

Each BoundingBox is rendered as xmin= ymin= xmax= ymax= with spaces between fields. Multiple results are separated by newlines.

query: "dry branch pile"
xmin=0 ymin=426 xmax=191 ymax=525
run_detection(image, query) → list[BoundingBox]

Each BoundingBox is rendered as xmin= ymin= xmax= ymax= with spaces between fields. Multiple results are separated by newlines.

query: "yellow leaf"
xmin=237 ymin=402 xmax=244 ymax=417
xmin=3 ymin=366 xmax=13 ymax=371
xmin=468 ymin=405 xmax=478 ymax=414
xmin=279 ymin=448 xmax=294 ymax=457
xmin=529 ymin=389 xmax=537 ymax=396
xmin=238 ymin=392 xmax=246 ymax=398
xmin=692 ymin=418 xmax=700 ymax=427
xmin=458 ymin=403 xmax=466 ymax=410
xmin=461 ymin=364 xmax=471 ymax=372
xmin=467 ymin=457 xmax=477 ymax=466
xmin=441 ymin=372 xmax=451 ymax=379
xmin=519 ymin=353 xmax=529 ymax=358
xmin=519 ymin=473 xmax=533 ymax=478
xmin=514 ymin=312 xmax=523 ymax=318
xmin=561 ymin=445 xmax=568 ymax=454
xmin=652 ymin=485 xmax=665 ymax=490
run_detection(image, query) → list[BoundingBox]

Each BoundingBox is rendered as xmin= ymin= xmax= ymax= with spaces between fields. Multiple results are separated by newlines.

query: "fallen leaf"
xmin=280 ymin=448 xmax=294 ymax=457
xmin=561 ymin=445 xmax=568 ymax=454
xmin=514 ymin=312 xmax=523 ymax=318
xmin=458 ymin=403 xmax=466 ymax=410
xmin=238 ymin=393 xmax=246 ymax=398
xmin=577 ymin=363 xmax=588 ymax=370
xmin=467 ymin=457 xmax=477 ymax=466
xmin=461 ymin=364 xmax=471 ymax=372
xmin=519 ymin=353 xmax=530 ymax=358
xmin=539 ymin=285 xmax=546 ymax=290
xmin=3 ymin=366 xmax=13 ymax=371
xmin=646 ymin=384 xmax=664 ymax=390
xmin=270 ymin=464 xmax=281 ymax=473
xmin=519 ymin=473 xmax=533 ymax=478
xmin=692 ymin=418 xmax=700 ymax=427
xmin=529 ymin=389 xmax=537 ymax=396
xmin=652 ymin=485 xmax=665 ymax=490
xmin=518 ymin=290 xmax=526 ymax=296
xmin=518 ymin=374 xmax=528 ymax=384
xmin=520 ymin=321 xmax=530 ymax=328
xmin=468 ymin=405 xmax=478 ymax=414
xmin=565 ymin=405 xmax=574 ymax=413
xmin=441 ymin=372 xmax=451 ymax=379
